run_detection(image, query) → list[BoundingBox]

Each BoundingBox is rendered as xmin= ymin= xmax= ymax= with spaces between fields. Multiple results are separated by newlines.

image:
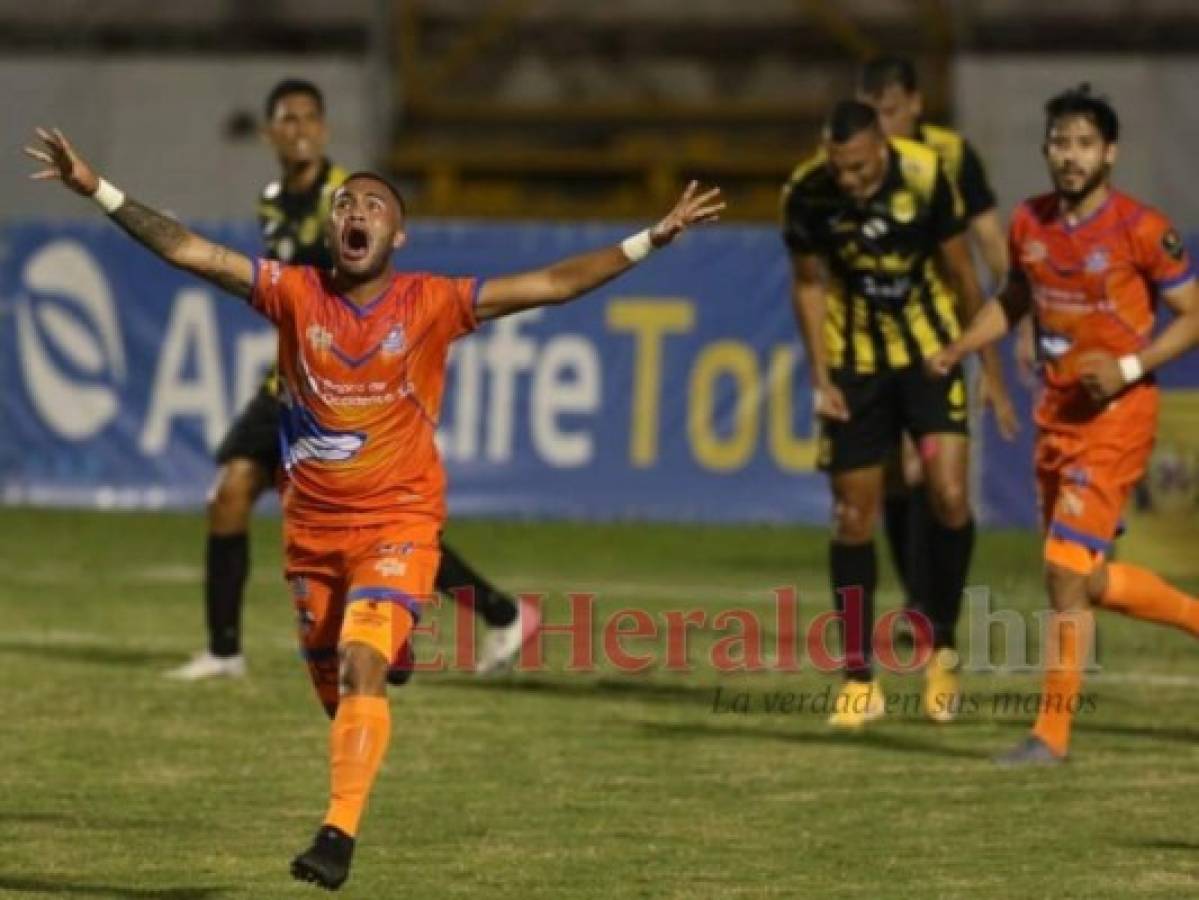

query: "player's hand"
xmin=924 ymin=345 xmax=961 ymax=379
xmin=814 ymin=382 xmax=850 ymax=422
xmin=979 ymin=372 xmax=1020 ymax=441
xmin=1076 ymin=350 xmax=1126 ymax=402
xmin=23 ymin=127 xmax=99 ymax=196
xmin=649 ymin=181 xmax=725 ymax=247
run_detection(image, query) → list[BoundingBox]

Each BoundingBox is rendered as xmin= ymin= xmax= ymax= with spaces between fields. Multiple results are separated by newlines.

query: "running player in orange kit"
xmin=928 ymin=85 xmax=1199 ymax=765
xmin=25 ymin=127 xmax=723 ymax=888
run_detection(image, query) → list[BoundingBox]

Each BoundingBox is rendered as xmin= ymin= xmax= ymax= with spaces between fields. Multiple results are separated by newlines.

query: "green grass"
xmin=0 ymin=508 xmax=1197 ymax=898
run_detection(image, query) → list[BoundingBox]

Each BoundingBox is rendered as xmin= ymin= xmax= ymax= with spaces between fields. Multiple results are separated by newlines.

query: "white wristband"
xmin=91 ymin=178 xmax=126 ymax=215
xmin=1117 ymin=354 xmax=1144 ymax=384
xmin=620 ymin=229 xmax=655 ymax=263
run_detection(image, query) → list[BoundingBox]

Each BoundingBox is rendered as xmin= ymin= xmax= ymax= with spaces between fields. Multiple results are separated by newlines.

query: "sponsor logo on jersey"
xmin=1162 ymin=228 xmax=1185 ymax=261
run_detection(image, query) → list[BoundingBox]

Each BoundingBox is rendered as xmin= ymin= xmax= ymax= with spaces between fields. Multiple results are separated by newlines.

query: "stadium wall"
xmin=955 ymin=55 xmax=1199 ymax=224
xmin=0 ymin=56 xmax=373 ymax=221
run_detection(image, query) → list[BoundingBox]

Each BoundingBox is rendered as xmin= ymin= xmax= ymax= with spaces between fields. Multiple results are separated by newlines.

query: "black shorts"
xmin=214 ymin=381 xmax=282 ymax=472
xmin=817 ymin=365 xmax=968 ymax=473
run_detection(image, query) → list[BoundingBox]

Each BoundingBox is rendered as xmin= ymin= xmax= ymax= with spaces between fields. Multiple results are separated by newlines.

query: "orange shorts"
xmin=284 ymin=519 xmax=441 ymax=677
xmin=1036 ymin=389 xmax=1156 ymax=572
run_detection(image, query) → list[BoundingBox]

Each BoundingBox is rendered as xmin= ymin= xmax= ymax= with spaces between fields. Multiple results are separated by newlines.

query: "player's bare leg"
xmin=166 ymin=457 xmax=270 ymax=680
xmin=826 ymin=465 xmax=887 ymax=728
xmin=1001 ymin=546 xmax=1199 ymax=766
xmin=917 ymin=433 xmax=974 ymax=722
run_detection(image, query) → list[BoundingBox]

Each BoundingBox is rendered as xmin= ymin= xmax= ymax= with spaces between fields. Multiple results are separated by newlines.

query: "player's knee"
xmin=207 ymin=462 xmax=262 ymax=531
xmin=337 ymin=642 xmax=388 ymax=697
xmin=1044 ymin=562 xmax=1091 ymax=612
xmin=927 ymin=481 xmax=969 ymax=527
xmin=832 ymin=500 xmax=874 ymax=543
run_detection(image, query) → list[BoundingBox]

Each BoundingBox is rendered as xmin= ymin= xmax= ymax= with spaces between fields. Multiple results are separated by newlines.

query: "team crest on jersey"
xmin=1085 ymin=248 xmax=1109 ymax=273
xmin=862 ymin=218 xmax=889 ymax=240
xmin=381 ymin=324 xmax=407 ymax=356
xmin=1022 ymin=240 xmax=1047 ymax=264
xmin=890 ymin=190 xmax=916 ymax=224
xmin=306 ymin=324 xmax=333 ymax=353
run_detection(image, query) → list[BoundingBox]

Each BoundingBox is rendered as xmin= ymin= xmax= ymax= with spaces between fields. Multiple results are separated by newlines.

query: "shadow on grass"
xmin=0 ymin=876 xmax=227 ymax=898
xmin=983 ymin=712 xmax=1199 ymax=746
xmin=424 ymin=674 xmax=725 ymax=706
xmin=637 ymin=719 xmax=985 ymax=760
xmin=0 ymin=640 xmax=181 ymax=668
xmin=1131 ymin=839 xmax=1199 ymax=851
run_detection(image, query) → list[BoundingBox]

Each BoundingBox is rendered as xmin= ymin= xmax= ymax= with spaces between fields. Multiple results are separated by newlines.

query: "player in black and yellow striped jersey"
xmin=781 ymin=101 xmax=997 ymax=727
xmin=168 ymin=79 xmax=531 ymax=683
xmin=855 ymin=56 xmax=1019 ymax=698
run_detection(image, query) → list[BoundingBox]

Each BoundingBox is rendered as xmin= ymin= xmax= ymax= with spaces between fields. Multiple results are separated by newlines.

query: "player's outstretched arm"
xmin=939 ymin=232 xmax=1019 ymax=438
xmin=474 ymin=181 xmax=723 ymax=322
xmin=24 ymin=127 xmax=254 ymax=299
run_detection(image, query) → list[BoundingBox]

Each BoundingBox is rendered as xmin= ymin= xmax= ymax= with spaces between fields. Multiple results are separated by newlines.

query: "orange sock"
xmin=1100 ymin=563 xmax=1199 ymax=637
xmin=324 ymin=695 xmax=391 ymax=837
xmin=1032 ymin=610 xmax=1092 ymax=757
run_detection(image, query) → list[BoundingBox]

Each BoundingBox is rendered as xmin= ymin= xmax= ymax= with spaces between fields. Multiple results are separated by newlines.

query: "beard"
xmin=1053 ymin=162 xmax=1110 ymax=204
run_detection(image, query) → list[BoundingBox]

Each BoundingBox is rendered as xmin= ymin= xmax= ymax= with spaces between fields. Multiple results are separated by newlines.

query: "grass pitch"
xmin=0 ymin=508 xmax=1197 ymax=898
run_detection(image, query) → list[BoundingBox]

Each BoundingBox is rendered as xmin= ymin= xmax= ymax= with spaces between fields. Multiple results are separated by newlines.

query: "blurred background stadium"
xmin=3 ymin=3 xmax=1199 ymax=897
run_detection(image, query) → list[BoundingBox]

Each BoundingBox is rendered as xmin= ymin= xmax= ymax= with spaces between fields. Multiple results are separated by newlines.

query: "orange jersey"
xmin=1008 ymin=189 xmax=1193 ymax=430
xmin=251 ymin=260 xmax=479 ymax=528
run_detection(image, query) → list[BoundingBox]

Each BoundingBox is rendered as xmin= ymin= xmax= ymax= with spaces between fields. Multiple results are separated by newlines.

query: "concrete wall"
xmin=1 ymin=56 xmax=373 ymax=221
xmin=955 ymin=55 xmax=1199 ymax=226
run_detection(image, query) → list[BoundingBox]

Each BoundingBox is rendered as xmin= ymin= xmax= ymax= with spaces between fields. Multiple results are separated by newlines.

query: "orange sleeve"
xmin=1136 ymin=209 xmax=1193 ymax=291
xmin=249 ymin=258 xmax=304 ymax=325
xmin=433 ymin=275 xmax=481 ymax=342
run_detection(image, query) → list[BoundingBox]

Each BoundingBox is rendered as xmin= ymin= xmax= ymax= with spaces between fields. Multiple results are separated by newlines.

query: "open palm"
xmin=24 ymin=127 xmax=99 ymax=196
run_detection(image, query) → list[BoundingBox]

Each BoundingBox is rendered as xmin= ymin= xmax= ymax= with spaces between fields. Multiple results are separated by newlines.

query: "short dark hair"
xmin=1044 ymin=83 xmax=1119 ymax=143
xmin=858 ymin=56 xmax=918 ymax=96
xmin=341 ymin=171 xmax=407 ymax=218
xmin=825 ymin=100 xmax=881 ymax=143
xmin=265 ymin=78 xmax=325 ymax=120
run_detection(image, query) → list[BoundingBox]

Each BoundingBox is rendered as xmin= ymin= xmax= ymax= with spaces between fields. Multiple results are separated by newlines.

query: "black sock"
xmin=926 ymin=519 xmax=975 ymax=650
xmin=830 ymin=541 xmax=877 ymax=681
xmin=436 ymin=544 xmax=517 ymax=628
xmin=882 ymin=493 xmax=911 ymax=601
xmin=206 ymin=533 xmax=248 ymax=657
xmin=904 ymin=487 xmax=933 ymax=614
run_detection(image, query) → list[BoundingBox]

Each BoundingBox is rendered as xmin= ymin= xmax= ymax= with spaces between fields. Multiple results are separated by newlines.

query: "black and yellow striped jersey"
xmin=781 ymin=138 xmax=966 ymax=374
xmin=257 ymin=158 xmax=349 ymax=269
xmin=256 ymin=159 xmax=348 ymax=395
xmin=916 ymin=122 xmax=997 ymax=220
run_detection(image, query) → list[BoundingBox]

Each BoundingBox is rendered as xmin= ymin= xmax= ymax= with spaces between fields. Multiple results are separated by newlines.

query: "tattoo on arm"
xmin=111 ymin=197 xmax=252 ymax=299
xmin=207 ymin=245 xmax=252 ymax=297
xmin=111 ymin=198 xmax=189 ymax=259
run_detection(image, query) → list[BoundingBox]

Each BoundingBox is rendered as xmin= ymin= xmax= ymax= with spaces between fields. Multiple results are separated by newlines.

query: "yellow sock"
xmin=1032 ymin=611 xmax=1092 ymax=757
xmin=1101 ymin=563 xmax=1199 ymax=637
xmin=324 ymin=695 xmax=391 ymax=837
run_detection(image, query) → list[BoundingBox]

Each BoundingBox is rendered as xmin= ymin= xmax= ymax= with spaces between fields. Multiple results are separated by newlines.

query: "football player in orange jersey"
xmin=26 ymin=127 xmax=722 ymax=889
xmin=928 ymin=85 xmax=1199 ymax=765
